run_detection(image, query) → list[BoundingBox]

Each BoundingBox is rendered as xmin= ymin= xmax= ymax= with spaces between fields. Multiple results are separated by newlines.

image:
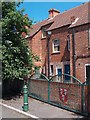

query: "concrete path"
xmin=1 ymin=105 xmax=30 ymax=118
xmin=0 ymin=96 xmax=87 ymax=118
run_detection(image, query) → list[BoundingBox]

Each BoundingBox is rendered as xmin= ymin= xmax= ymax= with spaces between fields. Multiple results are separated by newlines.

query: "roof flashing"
xmin=72 ymin=17 xmax=79 ymax=25
xmin=48 ymin=17 xmax=54 ymax=21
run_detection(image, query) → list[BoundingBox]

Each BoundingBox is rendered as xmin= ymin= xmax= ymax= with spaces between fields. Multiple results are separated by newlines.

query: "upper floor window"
xmin=67 ymin=35 xmax=70 ymax=51
xmin=42 ymin=28 xmax=46 ymax=38
xmin=53 ymin=39 xmax=60 ymax=53
xmin=89 ymin=28 xmax=90 ymax=46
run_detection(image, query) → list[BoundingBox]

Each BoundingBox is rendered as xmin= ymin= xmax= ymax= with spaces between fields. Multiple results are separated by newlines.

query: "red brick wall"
xmin=28 ymin=24 xmax=53 ymax=72
xmin=45 ymin=26 xmax=70 ymax=75
xmin=76 ymin=58 xmax=90 ymax=82
xmin=29 ymin=79 xmax=48 ymax=101
xmin=29 ymin=25 xmax=70 ymax=76
xmin=29 ymin=79 xmax=90 ymax=114
xmin=28 ymin=23 xmax=90 ymax=83
xmin=31 ymin=31 xmax=42 ymax=60
xmin=41 ymin=38 xmax=47 ymax=66
xmin=84 ymin=85 xmax=90 ymax=115
xmin=70 ymin=24 xmax=90 ymax=83
xmin=50 ymin=26 xmax=70 ymax=63
xmin=50 ymin=82 xmax=82 ymax=111
xmin=41 ymin=24 xmax=54 ymax=67
xmin=29 ymin=79 xmax=82 ymax=112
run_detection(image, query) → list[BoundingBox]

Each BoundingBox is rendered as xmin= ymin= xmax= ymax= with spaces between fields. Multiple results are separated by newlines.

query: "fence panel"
xmin=29 ymin=79 xmax=48 ymax=101
xmin=50 ymin=82 xmax=82 ymax=113
xmin=83 ymin=85 xmax=90 ymax=114
xmin=28 ymin=73 xmax=90 ymax=115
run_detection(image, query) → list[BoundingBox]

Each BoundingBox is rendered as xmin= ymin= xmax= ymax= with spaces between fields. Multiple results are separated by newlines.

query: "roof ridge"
xmin=33 ymin=1 xmax=90 ymax=25
xmin=58 ymin=2 xmax=88 ymax=16
xmin=29 ymin=2 xmax=89 ymax=37
xmin=31 ymin=2 xmax=89 ymax=27
xmin=32 ymin=19 xmax=48 ymax=26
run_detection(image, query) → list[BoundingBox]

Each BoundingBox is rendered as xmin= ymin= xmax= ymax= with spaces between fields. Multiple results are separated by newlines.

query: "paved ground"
xmin=1 ymin=105 xmax=30 ymax=118
xmin=0 ymin=96 xmax=88 ymax=119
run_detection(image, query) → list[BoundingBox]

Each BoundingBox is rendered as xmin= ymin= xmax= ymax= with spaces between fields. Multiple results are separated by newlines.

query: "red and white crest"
xmin=59 ymin=88 xmax=68 ymax=103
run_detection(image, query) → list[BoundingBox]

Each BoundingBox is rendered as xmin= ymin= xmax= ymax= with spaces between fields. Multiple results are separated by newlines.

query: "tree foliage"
xmin=2 ymin=2 xmax=35 ymax=81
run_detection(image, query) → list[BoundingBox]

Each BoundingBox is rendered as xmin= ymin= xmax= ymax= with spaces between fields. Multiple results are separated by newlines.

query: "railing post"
xmin=48 ymin=80 xmax=50 ymax=102
xmin=28 ymin=79 xmax=30 ymax=96
xmin=85 ymin=84 xmax=90 ymax=115
xmin=23 ymin=84 xmax=29 ymax=112
xmin=81 ymin=84 xmax=85 ymax=113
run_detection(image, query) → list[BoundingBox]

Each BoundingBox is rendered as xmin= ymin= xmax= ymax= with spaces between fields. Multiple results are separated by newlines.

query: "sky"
xmin=17 ymin=2 xmax=85 ymax=24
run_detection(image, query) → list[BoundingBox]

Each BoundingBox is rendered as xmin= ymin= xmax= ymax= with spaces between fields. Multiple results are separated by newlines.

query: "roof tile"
xmin=29 ymin=2 xmax=90 ymax=37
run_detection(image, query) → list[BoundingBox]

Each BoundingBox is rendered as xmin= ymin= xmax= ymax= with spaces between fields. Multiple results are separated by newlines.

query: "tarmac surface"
xmin=1 ymin=105 xmax=30 ymax=118
xmin=0 ymin=96 xmax=88 ymax=119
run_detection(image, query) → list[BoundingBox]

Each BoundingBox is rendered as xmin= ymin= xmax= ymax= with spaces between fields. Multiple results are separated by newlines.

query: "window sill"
xmin=87 ymin=46 xmax=90 ymax=49
xmin=41 ymin=36 xmax=46 ymax=39
xmin=41 ymin=36 xmax=46 ymax=40
xmin=52 ymin=51 xmax=60 ymax=54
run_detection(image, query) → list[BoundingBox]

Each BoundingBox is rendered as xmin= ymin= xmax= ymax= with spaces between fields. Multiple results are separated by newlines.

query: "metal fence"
xmin=28 ymin=73 xmax=90 ymax=116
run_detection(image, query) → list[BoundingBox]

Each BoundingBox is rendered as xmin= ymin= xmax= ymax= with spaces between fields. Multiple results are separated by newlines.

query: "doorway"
xmin=57 ymin=68 xmax=62 ymax=76
xmin=86 ymin=65 xmax=90 ymax=84
xmin=64 ymin=64 xmax=70 ymax=81
xmin=56 ymin=67 xmax=62 ymax=82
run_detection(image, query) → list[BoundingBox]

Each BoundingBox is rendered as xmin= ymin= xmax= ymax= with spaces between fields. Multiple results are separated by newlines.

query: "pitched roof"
xmin=48 ymin=2 xmax=90 ymax=30
xmin=29 ymin=2 xmax=90 ymax=37
xmin=69 ymin=2 xmax=90 ymax=28
xmin=29 ymin=19 xmax=47 ymax=37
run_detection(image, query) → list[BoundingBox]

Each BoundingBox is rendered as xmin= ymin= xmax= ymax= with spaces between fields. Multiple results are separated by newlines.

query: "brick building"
xmin=27 ymin=2 xmax=90 ymax=83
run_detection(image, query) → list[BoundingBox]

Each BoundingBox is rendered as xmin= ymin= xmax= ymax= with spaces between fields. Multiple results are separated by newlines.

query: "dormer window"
xmin=42 ymin=28 xmax=46 ymax=38
xmin=52 ymin=39 xmax=60 ymax=53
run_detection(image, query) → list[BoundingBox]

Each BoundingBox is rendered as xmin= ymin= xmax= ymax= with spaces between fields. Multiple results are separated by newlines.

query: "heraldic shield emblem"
xmin=59 ymin=88 xmax=68 ymax=103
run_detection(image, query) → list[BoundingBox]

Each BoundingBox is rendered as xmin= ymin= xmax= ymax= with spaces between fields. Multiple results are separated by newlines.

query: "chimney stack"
xmin=70 ymin=16 xmax=76 ymax=23
xmin=48 ymin=8 xmax=60 ymax=18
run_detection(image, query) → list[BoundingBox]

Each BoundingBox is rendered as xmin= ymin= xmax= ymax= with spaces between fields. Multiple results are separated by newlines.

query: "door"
xmin=64 ymin=64 xmax=70 ymax=81
xmin=57 ymin=68 xmax=62 ymax=76
xmin=56 ymin=68 xmax=62 ymax=82
xmin=86 ymin=65 xmax=90 ymax=84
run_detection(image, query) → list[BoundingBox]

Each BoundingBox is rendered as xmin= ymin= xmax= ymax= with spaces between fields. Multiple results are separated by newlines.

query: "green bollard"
xmin=23 ymin=84 xmax=29 ymax=112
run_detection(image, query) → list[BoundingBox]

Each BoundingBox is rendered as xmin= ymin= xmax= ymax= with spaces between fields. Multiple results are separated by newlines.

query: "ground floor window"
xmin=86 ymin=64 xmax=90 ymax=84
xmin=56 ymin=67 xmax=62 ymax=82
xmin=50 ymin=65 xmax=53 ymax=76
xmin=42 ymin=66 xmax=45 ymax=74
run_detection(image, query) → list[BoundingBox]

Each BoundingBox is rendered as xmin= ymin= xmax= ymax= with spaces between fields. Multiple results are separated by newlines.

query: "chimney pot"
xmin=48 ymin=8 xmax=60 ymax=18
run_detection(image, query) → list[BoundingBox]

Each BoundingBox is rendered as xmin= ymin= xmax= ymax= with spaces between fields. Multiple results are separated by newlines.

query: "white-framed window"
xmin=67 ymin=35 xmax=70 ymax=51
xmin=56 ymin=68 xmax=62 ymax=76
xmin=42 ymin=28 xmax=46 ymax=38
xmin=85 ymin=64 xmax=90 ymax=84
xmin=52 ymin=39 xmax=60 ymax=53
xmin=42 ymin=66 xmax=45 ymax=74
xmin=88 ymin=28 xmax=90 ymax=46
xmin=50 ymin=65 xmax=53 ymax=76
xmin=56 ymin=67 xmax=62 ymax=82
